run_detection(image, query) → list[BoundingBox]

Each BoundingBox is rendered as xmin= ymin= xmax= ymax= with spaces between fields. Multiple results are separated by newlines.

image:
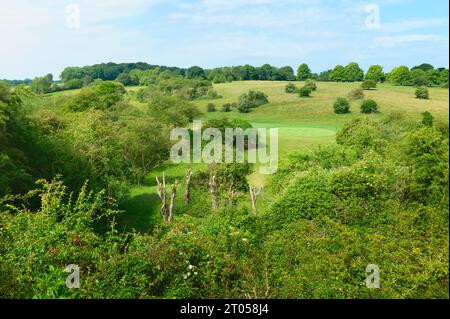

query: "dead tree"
xmin=184 ymin=170 xmax=193 ymax=205
xmin=209 ymin=175 xmax=218 ymax=211
xmin=168 ymin=180 xmax=179 ymax=223
xmin=249 ymin=186 xmax=264 ymax=214
xmin=156 ymin=173 xmax=167 ymax=222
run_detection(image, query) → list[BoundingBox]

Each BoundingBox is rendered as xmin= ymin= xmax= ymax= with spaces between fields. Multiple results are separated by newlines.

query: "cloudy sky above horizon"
xmin=0 ymin=0 xmax=448 ymax=79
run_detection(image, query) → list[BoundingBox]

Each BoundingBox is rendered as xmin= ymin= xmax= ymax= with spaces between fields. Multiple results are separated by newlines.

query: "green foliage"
xmin=360 ymin=99 xmax=378 ymax=114
xmin=298 ymin=85 xmax=312 ymax=97
xmin=216 ymin=162 xmax=253 ymax=193
xmin=203 ymin=89 xmax=222 ymax=100
xmin=0 ymin=73 xmax=448 ymax=300
xmin=30 ymin=74 xmax=53 ymax=94
xmin=365 ymin=65 xmax=384 ymax=82
xmin=415 ymin=87 xmax=429 ymax=99
xmin=333 ymin=97 xmax=350 ymax=114
xmin=343 ymin=62 xmax=364 ymax=82
xmin=412 ymin=63 xmax=435 ymax=72
xmin=159 ymin=77 xmax=212 ymax=100
xmin=400 ymin=127 xmax=448 ymax=204
xmin=115 ymin=72 xmax=137 ymax=86
xmin=297 ymin=64 xmax=312 ymax=81
xmin=207 ymin=103 xmax=216 ymax=112
xmin=329 ymin=65 xmax=346 ymax=82
xmin=305 ymin=79 xmax=317 ymax=91
xmin=336 ymin=118 xmax=382 ymax=151
xmin=361 ymin=80 xmax=377 ymax=90
xmin=408 ymin=69 xmax=428 ymax=86
xmin=268 ymin=170 xmax=336 ymax=227
xmin=62 ymin=79 xmax=83 ymax=90
xmin=285 ymin=82 xmax=298 ymax=93
xmin=421 ymin=111 xmax=434 ymax=127
xmin=147 ymin=95 xmax=202 ymax=127
xmin=237 ymin=90 xmax=269 ymax=113
xmin=64 ymin=81 xmax=126 ymax=111
xmin=387 ymin=66 xmax=410 ymax=85
xmin=186 ymin=66 xmax=206 ymax=79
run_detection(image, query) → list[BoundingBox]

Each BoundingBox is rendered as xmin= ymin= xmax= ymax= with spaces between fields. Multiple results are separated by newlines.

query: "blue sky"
xmin=0 ymin=0 xmax=448 ymax=79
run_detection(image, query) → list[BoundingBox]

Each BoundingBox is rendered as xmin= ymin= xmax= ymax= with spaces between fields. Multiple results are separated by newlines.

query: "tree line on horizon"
xmin=2 ymin=61 xmax=448 ymax=94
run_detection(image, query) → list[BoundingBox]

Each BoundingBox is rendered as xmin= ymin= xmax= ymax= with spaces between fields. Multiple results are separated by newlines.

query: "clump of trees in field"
xmin=387 ymin=64 xmax=448 ymax=87
xmin=237 ymin=90 xmax=269 ymax=113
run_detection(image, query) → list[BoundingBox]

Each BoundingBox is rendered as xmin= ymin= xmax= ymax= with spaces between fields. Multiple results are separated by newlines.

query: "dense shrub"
xmin=207 ymin=103 xmax=216 ymax=112
xmin=237 ymin=90 xmax=269 ymax=113
xmin=335 ymin=118 xmax=382 ymax=151
xmin=333 ymin=97 xmax=350 ymax=114
xmin=415 ymin=87 xmax=429 ymax=99
xmin=421 ymin=111 xmax=434 ymax=127
xmin=285 ymin=83 xmax=298 ymax=93
xmin=267 ymin=170 xmax=336 ymax=228
xmin=305 ymin=79 xmax=317 ymax=91
xmin=64 ymin=81 xmax=127 ymax=112
xmin=360 ymin=99 xmax=378 ymax=114
xmin=299 ymin=85 xmax=312 ymax=97
xmin=361 ymin=80 xmax=377 ymax=90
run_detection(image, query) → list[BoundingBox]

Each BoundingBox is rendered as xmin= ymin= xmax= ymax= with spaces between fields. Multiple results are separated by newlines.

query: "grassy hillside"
xmin=121 ymin=81 xmax=449 ymax=232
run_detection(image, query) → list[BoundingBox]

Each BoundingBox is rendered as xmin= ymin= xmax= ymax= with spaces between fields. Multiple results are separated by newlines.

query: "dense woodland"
xmin=0 ymin=61 xmax=448 ymax=299
xmin=7 ymin=62 xmax=448 ymax=95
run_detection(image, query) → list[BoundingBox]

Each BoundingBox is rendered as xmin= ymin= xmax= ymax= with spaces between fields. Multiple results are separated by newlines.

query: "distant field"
xmin=193 ymin=81 xmax=449 ymax=186
xmin=194 ymin=81 xmax=448 ymax=155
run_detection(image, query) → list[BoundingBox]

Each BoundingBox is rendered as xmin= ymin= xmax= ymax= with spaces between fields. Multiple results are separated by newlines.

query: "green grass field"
xmin=118 ymin=81 xmax=449 ymax=231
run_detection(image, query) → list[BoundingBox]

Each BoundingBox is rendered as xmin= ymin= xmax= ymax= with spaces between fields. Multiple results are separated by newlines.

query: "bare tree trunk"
xmin=250 ymin=186 xmax=263 ymax=214
xmin=156 ymin=173 xmax=167 ymax=222
xmin=169 ymin=180 xmax=178 ymax=223
xmin=209 ymin=175 xmax=218 ymax=211
xmin=184 ymin=170 xmax=193 ymax=205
